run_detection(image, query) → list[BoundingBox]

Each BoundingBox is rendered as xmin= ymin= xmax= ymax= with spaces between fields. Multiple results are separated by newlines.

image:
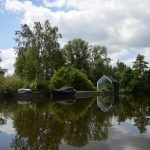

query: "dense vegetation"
xmin=0 ymin=20 xmax=150 ymax=93
xmin=49 ymin=66 xmax=96 ymax=91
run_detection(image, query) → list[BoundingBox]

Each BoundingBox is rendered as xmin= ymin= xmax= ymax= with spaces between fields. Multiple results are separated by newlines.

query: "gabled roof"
xmin=97 ymin=75 xmax=118 ymax=84
xmin=104 ymin=75 xmax=118 ymax=83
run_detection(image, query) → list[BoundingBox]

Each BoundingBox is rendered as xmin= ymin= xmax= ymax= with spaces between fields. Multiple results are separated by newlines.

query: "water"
xmin=0 ymin=95 xmax=150 ymax=150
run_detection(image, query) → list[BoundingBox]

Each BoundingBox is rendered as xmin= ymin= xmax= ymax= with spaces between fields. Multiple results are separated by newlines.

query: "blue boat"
xmin=18 ymin=88 xmax=32 ymax=93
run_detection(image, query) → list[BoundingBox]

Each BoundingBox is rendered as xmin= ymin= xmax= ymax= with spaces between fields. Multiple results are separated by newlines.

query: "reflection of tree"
xmin=51 ymin=98 xmax=96 ymax=147
xmin=0 ymin=117 xmax=6 ymax=125
xmin=0 ymin=95 xmax=149 ymax=149
xmin=11 ymin=135 xmax=28 ymax=150
xmin=58 ymin=98 xmax=111 ymax=147
xmin=134 ymin=104 xmax=150 ymax=133
xmin=10 ymin=98 xmax=111 ymax=149
xmin=89 ymin=108 xmax=111 ymax=141
xmin=11 ymin=107 xmax=64 ymax=150
xmin=63 ymin=119 xmax=89 ymax=147
xmin=114 ymin=95 xmax=150 ymax=133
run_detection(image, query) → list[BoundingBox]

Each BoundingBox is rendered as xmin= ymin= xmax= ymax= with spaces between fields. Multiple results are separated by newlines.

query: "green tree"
xmin=49 ymin=66 xmax=96 ymax=91
xmin=120 ymin=67 xmax=134 ymax=91
xmin=0 ymin=51 xmax=7 ymax=76
xmin=113 ymin=61 xmax=127 ymax=79
xmin=133 ymin=54 xmax=148 ymax=78
xmin=14 ymin=20 xmax=64 ymax=81
xmin=63 ymin=40 xmax=111 ymax=83
xmin=63 ymin=38 xmax=90 ymax=73
xmin=0 ymin=75 xmax=23 ymax=93
xmin=89 ymin=45 xmax=112 ymax=83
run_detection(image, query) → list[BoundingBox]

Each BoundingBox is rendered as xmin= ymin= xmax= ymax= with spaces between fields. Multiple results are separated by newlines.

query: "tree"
xmin=14 ymin=20 xmax=64 ymax=81
xmin=89 ymin=45 xmax=111 ymax=83
xmin=120 ymin=67 xmax=134 ymax=90
xmin=63 ymin=38 xmax=90 ymax=73
xmin=63 ymin=39 xmax=111 ymax=82
xmin=133 ymin=54 xmax=148 ymax=78
xmin=0 ymin=51 xmax=7 ymax=76
xmin=49 ymin=66 xmax=96 ymax=91
xmin=113 ymin=61 xmax=127 ymax=81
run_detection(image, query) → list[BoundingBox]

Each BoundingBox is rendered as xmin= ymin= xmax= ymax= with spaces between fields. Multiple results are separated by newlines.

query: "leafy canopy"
xmin=49 ymin=66 xmax=96 ymax=91
xmin=14 ymin=20 xmax=64 ymax=81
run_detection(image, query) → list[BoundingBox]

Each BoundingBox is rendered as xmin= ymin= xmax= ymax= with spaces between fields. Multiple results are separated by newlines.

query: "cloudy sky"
xmin=0 ymin=0 xmax=150 ymax=74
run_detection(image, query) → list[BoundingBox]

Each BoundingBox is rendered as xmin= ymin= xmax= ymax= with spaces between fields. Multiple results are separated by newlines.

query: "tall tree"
xmin=133 ymin=54 xmax=148 ymax=78
xmin=63 ymin=39 xmax=111 ymax=83
xmin=63 ymin=38 xmax=90 ymax=73
xmin=113 ymin=61 xmax=127 ymax=79
xmin=89 ymin=45 xmax=111 ymax=83
xmin=14 ymin=20 xmax=64 ymax=81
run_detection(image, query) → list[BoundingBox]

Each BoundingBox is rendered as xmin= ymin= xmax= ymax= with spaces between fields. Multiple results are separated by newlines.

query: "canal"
xmin=0 ymin=95 xmax=150 ymax=150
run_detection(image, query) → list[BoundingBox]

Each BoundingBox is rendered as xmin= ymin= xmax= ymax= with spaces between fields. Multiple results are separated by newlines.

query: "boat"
xmin=18 ymin=88 xmax=32 ymax=93
xmin=50 ymin=87 xmax=76 ymax=99
xmin=17 ymin=100 xmax=31 ymax=105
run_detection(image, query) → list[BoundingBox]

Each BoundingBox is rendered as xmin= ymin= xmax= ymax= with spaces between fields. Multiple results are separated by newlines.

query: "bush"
xmin=0 ymin=76 xmax=5 ymax=92
xmin=0 ymin=75 xmax=23 ymax=93
xmin=49 ymin=66 xmax=96 ymax=91
xmin=36 ymin=79 xmax=50 ymax=92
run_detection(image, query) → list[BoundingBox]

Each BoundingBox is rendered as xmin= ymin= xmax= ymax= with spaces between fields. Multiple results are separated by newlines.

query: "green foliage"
xmin=0 ymin=75 xmax=50 ymax=93
xmin=49 ymin=66 xmax=96 ymax=91
xmin=0 ymin=76 xmax=5 ymax=92
xmin=89 ymin=45 xmax=112 ymax=83
xmin=63 ymin=40 xmax=112 ymax=84
xmin=3 ymin=20 xmax=150 ymax=93
xmin=0 ymin=52 xmax=7 ymax=76
xmin=35 ymin=79 xmax=50 ymax=92
xmin=133 ymin=54 xmax=148 ymax=78
xmin=63 ymin=38 xmax=90 ymax=73
xmin=114 ymin=55 xmax=150 ymax=93
xmin=0 ymin=75 xmax=23 ymax=93
xmin=14 ymin=20 xmax=64 ymax=81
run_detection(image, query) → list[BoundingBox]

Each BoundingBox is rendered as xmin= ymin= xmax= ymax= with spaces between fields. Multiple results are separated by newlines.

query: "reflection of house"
xmin=97 ymin=75 xmax=119 ymax=93
xmin=97 ymin=99 xmax=112 ymax=112
xmin=97 ymin=95 xmax=119 ymax=112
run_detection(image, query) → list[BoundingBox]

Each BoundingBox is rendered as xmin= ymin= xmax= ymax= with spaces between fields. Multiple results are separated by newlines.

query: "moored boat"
xmin=18 ymin=88 xmax=32 ymax=93
xmin=50 ymin=87 xmax=76 ymax=99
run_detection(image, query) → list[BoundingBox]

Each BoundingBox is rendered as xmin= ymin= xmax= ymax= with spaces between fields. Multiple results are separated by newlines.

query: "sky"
xmin=0 ymin=0 xmax=150 ymax=74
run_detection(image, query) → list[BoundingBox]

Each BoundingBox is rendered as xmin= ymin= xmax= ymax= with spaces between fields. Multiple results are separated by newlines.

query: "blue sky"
xmin=0 ymin=11 xmax=20 ymax=49
xmin=0 ymin=0 xmax=150 ymax=74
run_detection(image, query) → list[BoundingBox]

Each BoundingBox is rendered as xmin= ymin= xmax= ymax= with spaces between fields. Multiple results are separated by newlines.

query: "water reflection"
xmin=97 ymin=95 xmax=119 ymax=112
xmin=0 ymin=95 xmax=150 ymax=149
xmin=0 ymin=113 xmax=7 ymax=125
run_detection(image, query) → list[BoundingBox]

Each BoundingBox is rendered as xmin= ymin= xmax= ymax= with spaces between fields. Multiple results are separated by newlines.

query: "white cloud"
xmin=2 ymin=0 xmax=150 ymax=69
xmin=142 ymin=48 xmax=150 ymax=66
xmin=5 ymin=0 xmax=25 ymax=12
xmin=1 ymin=48 xmax=16 ymax=74
xmin=43 ymin=0 xmax=66 ymax=8
xmin=108 ymin=48 xmax=129 ymax=66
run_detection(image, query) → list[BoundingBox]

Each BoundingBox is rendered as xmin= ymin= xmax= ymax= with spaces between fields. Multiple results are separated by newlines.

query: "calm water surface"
xmin=0 ymin=95 xmax=150 ymax=150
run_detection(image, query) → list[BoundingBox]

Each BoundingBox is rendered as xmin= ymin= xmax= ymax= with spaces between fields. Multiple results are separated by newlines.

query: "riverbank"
xmin=0 ymin=91 xmax=122 ymax=100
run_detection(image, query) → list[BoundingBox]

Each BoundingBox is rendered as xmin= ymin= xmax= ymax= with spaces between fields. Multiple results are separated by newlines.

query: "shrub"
xmin=0 ymin=75 xmax=23 ymax=93
xmin=36 ymin=79 xmax=50 ymax=92
xmin=49 ymin=66 xmax=96 ymax=91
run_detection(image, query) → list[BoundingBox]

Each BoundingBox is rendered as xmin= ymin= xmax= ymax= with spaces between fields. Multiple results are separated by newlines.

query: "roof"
xmin=104 ymin=75 xmax=118 ymax=83
xmin=97 ymin=75 xmax=118 ymax=85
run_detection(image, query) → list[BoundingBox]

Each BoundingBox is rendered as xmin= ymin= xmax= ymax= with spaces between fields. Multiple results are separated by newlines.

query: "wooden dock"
xmin=76 ymin=91 xmax=116 ymax=98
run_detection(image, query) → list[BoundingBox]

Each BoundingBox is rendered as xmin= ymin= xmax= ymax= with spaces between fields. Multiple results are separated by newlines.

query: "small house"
xmin=97 ymin=75 xmax=119 ymax=93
